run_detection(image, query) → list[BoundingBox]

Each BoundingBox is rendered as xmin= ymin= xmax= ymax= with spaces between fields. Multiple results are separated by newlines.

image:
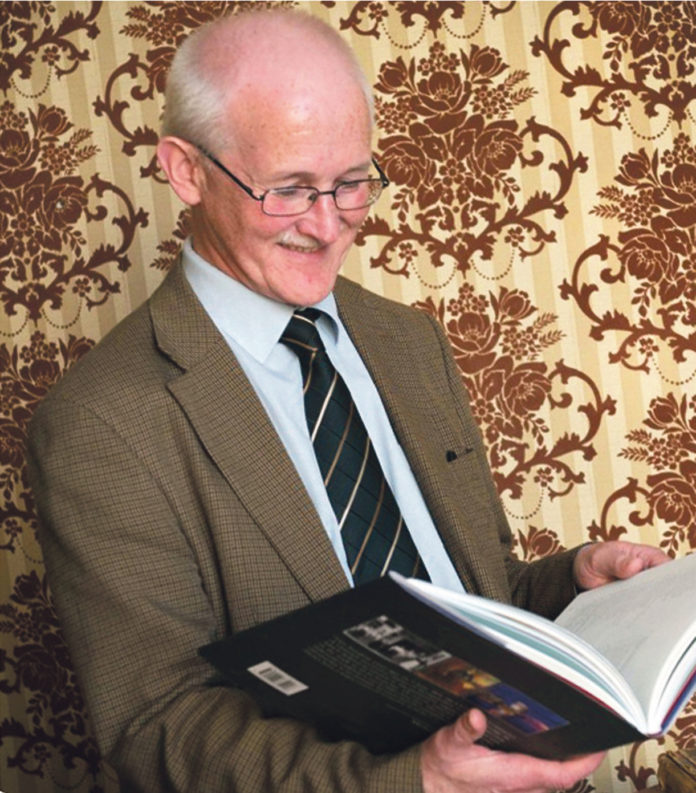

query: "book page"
xmin=555 ymin=552 xmax=696 ymax=732
xmin=393 ymin=574 xmax=643 ymax=725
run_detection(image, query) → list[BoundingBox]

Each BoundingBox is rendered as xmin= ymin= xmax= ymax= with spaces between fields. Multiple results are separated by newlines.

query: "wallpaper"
xmin=1 ymin=2 xmax=696 ymax=792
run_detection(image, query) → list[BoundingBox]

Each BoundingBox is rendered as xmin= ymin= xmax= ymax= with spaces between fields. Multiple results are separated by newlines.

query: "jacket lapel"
xmin=149 ymin=263 xmax=350 ymax=602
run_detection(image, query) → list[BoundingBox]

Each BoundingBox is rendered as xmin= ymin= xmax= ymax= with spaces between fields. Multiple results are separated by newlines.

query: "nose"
xmin=295 ymin=192 xmax=342 ymax=243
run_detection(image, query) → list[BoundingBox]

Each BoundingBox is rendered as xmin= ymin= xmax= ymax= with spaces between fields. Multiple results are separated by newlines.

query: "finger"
xmin=451 ymin=708 xmax=487 ymax=746
xmin=615 ymin=554 xmax=645 ymax=579
xmin=554 ymin=751 xmax=606 ymax=788
xmin=638 ymin=546 xmax=670 ymax=567
xmin=617 ymin=546 xmax=670 ymax=578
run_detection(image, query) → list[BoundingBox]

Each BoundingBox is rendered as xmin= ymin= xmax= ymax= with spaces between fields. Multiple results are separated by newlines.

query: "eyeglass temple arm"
xmin=371 ymin=157 xmax=390 ymax=187
xmin=195 ymin=144 xmax=264 ymax=202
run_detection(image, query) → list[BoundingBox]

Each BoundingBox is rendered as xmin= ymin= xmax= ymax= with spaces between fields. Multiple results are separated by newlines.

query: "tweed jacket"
xmin=27 ymin=261 xmax=578 ymax=793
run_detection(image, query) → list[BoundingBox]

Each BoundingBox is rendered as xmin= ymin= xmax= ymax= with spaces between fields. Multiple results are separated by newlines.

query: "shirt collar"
xmin=181 ymin=238 xmax=340 ymax=363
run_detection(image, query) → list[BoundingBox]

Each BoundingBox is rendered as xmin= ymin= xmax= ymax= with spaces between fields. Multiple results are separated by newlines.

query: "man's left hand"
xmin=573 ymin=540 xmax=670 ymax=591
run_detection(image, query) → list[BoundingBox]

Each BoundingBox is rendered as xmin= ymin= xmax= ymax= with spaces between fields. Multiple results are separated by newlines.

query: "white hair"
xmin=161 ymin=8 xmax=374 ymax=152
xmin=160 ymin=24 xmax=227 ymax=150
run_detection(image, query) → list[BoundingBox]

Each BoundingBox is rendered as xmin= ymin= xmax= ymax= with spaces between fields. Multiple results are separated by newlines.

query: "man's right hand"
xmin=420 ymin=709 xmax=605 ymax=793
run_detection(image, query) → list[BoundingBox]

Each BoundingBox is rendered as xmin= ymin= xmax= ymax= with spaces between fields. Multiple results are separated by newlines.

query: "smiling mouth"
xmin=278 ymin=240 xmax=322 ymax=254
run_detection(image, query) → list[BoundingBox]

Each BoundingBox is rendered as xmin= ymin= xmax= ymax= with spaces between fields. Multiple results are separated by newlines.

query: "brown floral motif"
xmin=672 ymin=698 xmax=696 ymax=750
xmin=0 ymin=570 xmax=105 ymax=790
xmin=514 ymin=525 xmax=566 ymax=562
xmin=0 ymin=332 xmax=93 ymax=553
xmin=0 ymin=2 xmax=101 ymax=95
xmin=339 ymin=2 xmax=514 ymax=42
xmin=0 ymin=330 xmax=100 ymax=787
xmin=561 ymin=134 xmax=696 ymax=373
xmin=621 ymin=392 xmax=696 ymax=556
xmin=341 ymin=1 xmax=465 ymax=39
xmin=151 ymin=208 xmax=190 ymax=271
xmin=0 ymin=101 xmax=148 ymax=322
xmin=94 ymin=2 xmax=279 ymax=180
xmin=584 ymin=478 xmax=650 ymax=546
xmin=357 ymin=42 xmax=587 ymax=279
xmin=416 ymin=284 xmax=614 ymax=504
xmin=531 ymin=1 xmax=696 ymax=129
xmin=616 ymin=740 xmax=661 ymax=793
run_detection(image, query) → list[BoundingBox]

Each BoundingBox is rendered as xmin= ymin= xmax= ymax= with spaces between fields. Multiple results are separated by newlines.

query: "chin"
xmin=284 ymin=284 xmax=335 ymax=307
xmin=275 ymin=270 xmax=341 ymax=307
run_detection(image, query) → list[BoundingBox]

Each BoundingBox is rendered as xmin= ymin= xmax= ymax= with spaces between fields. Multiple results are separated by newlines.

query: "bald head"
xmin=161 ymin=9 xmax=373 ymax=152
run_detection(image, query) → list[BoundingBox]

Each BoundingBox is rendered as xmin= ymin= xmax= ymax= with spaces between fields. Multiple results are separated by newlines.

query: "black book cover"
xmin=200 ymin=576 xmax=642 ymax=758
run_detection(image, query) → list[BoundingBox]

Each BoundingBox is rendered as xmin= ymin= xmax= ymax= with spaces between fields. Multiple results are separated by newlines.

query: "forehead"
xmin=227 ymin=81 xmax=373 ymax=179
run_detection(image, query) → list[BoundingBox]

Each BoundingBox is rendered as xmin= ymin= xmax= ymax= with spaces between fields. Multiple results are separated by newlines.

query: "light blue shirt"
xmin=182 ymin=239 xmax=464 ymax=591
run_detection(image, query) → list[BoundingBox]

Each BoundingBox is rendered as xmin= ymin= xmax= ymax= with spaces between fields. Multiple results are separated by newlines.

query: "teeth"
xmin=282 ymin=243 xmax=318 ymax=253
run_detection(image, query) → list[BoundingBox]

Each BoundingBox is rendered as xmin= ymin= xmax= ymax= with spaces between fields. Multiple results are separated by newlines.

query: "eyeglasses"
xmin=196 ymin=145 xmax=389 ymax=217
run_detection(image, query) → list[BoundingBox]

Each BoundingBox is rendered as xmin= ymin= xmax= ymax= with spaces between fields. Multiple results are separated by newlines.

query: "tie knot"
xmin=281 ymin=308 xmax=324 ymax=358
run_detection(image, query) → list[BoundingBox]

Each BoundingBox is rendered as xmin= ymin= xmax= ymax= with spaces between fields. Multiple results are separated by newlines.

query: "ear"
xmin=157 ymin=136 xmax=205 ymax=206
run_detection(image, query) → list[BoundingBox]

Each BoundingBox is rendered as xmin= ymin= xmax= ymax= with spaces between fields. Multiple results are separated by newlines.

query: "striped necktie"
xmin=281 ymin=308 xmax=429 ymax=584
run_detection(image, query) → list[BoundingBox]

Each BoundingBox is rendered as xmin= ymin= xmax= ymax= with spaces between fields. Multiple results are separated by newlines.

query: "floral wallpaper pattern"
xmin=1 ymin=2 xmax=695 ymax=792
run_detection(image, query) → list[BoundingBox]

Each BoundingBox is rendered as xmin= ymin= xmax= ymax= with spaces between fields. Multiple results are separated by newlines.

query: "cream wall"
xmin=1 ymin=3 xmax=695 ymax=791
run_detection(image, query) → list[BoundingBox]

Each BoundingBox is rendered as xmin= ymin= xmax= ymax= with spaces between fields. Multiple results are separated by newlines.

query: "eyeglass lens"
xmin=262 ymin=179 xmax=384 ymax=216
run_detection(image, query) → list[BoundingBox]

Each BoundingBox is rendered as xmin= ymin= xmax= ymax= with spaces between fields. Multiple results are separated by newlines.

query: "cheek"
xmin=348 ymin=207 xmax=371 ymax=231
xmin=338 ymin=210 xmax=369 ymax=249
xmin=256 ymin=215 xmax=297 ymax=241
xmin=230 ymin=216 xmax=292 ymax=261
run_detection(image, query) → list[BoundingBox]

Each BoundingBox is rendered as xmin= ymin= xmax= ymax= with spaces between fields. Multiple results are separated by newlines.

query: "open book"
xmin=200 ymin=552 xmax=696 ymax=758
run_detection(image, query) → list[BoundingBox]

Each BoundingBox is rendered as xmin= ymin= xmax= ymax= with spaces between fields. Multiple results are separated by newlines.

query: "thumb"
xmin=451 ymin=708 xmax=488 ymax=746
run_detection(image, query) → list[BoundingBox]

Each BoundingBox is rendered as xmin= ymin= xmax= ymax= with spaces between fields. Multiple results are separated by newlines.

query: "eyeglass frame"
xmin=194 ymin=144 xmax=390 ymax=217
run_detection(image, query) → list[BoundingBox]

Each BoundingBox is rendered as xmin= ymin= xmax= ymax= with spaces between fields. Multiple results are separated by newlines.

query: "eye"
xmin=337 ymin=180 xmax=365 ymax=194
xmin=271 ymin=186 xmax=309 ymax=199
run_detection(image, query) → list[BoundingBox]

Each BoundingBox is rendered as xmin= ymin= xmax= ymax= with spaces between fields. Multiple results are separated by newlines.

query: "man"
xmin=27 ymin=9 xmax=667 ymax=793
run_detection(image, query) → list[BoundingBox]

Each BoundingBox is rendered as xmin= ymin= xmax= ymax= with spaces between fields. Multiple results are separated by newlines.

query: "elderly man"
xmin=27 ymin=8 xmax=667 ymax=793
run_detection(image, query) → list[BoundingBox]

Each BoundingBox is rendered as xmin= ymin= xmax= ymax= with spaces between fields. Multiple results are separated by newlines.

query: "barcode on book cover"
xmin=248 ymin=661 xmax=309 ymax=696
